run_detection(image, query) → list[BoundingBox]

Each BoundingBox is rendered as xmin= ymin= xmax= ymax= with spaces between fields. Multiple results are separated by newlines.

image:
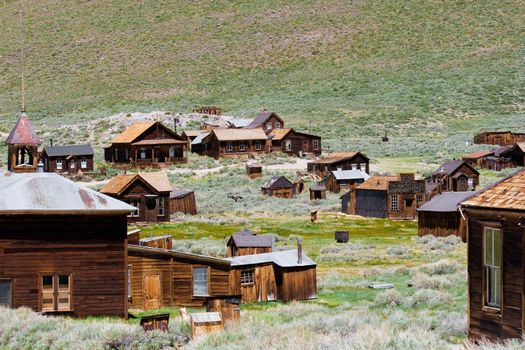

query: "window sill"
xmin=192 ymin=295 xmax=210 ymax=299
xmin=482 ymin=306 xmax=502 ymax=318
xmin=241 ymin=283 xmax=254 ymax=287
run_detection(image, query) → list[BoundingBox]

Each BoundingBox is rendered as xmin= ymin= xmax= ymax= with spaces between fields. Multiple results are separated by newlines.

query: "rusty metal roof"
xmin=462 ymin=150 xmax=494 ymax=159
xmin=100 ymin=172 xmax=172 ymax=195
xmin=111 ymin=122 xmax=156 ymax=143
xmin=0 ymin=173 xmax=135 ymax=214
xmin=357 ymin=175 xmax=397 ymax=191
xmin=462 ymin=168 xmax=525 ymax=210
xmin=5 ymin=113 xmax=41 ymax=145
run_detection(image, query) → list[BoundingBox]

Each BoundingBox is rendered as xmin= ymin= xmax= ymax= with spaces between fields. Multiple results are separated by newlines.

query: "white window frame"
xmin=193 ymin=267 xmax=209 ymax=296
xmin=226 ymin=142 xmax=233 ymax=152
xmin=391 ymin=195 xmax=399 ymax=210
xmin=157 ymin=197 xmax=165 ymax=216
xmin=484 ymin=226 xmax=502 ymax=309
xmin=239 ymin=140 xmax=245 ymax=151
xmin=285 ymin=140 xmax=292 ymax=152
xmin=266 ymin=123 xmax=272 ymax=130
xmin=80 ymin=158 xmax=87 ymax=169
xmin=275 ymin=122 xmax=281 ymax=129
xmin=128 ymin=199 xmax=140 ymax=218
xmin=416 ymin=194 xmax=424 ymax=206
xmin=56 ymin=159 xmax=63 ymax=170
xmin=255 ymin=140 xmax=262 ymax=151
xmin=313 ymin=139 xmax=319 ymax=150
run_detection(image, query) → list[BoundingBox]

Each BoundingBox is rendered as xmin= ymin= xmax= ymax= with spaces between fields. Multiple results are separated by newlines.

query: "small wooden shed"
xmin=309 ymin=184 xmax=327 ymax=200
xmin=246 ymin=163 xmax=263 ymax=179
xmin=140 ymin=235 xmax=173 ymax=250
xmin=169 ymin=189 xmax=197 ymax=215
xmin=417 ymin=191 xmax=473 ymax=242
xmin=226 ymin=229 xmax=274 ymax=257
xmin=190 ymin=312 xmax=223 ymax=338
xmin=261 ymin=176 xmax=294 ymax=198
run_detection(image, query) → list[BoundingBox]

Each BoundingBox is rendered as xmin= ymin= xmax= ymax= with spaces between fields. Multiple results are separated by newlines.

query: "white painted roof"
xmin=0 ymin=173 xmax=135 ymax=214
xmin=332 ymin=170 xmax=370 ymax=181
xmin=227 ymin=249 xmax=316 ymax=267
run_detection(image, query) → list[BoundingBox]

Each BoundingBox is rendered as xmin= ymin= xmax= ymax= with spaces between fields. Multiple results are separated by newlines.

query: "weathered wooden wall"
xmin=226 ymin=246 xmax=272 ymax=257
xmin=418 ymin=211 xmax=466 ymax=242
xmin=236 ymin=264 xmax=278 ymax=303
xmin=0 ymin=215 xmax=128 ymax=318
xmin=170 ymin=193 xmax=197 ymax=215
xmin=280 ymin=267 xmax=317 ymax=301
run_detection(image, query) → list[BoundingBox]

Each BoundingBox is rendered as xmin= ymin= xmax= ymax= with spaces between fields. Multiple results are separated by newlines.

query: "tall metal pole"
xmin=18 ymin=0 xmax=26 ymax=112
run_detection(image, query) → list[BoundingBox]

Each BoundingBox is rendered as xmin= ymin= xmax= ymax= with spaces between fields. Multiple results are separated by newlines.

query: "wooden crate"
xmin=190 ymin=312 xmax=223 ymax=338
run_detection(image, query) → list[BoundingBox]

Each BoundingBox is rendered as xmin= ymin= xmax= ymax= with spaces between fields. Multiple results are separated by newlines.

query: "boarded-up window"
xmin=57 ymin=275 xmax=71 ymax=311
xmin=41 ymin=274 xmax=72 ymax=312
xmin=390 ymin=195 xmax=398 ymax=210
xmin=240 ymin=270 xmax=254 ymax=285
xmin=484 ymin=227 xmax=502 ymax=308
xmin=0 ymin=280 xmax=11 ymax=307
xmin=193 ymin=267 xmax=209 ymax=296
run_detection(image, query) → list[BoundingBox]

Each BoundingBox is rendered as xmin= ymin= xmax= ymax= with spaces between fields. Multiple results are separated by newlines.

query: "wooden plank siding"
xmin=0 ymin=215 xmax=128 ymax=318
xmin=170 ymin=192 xmax=197 ymax=215
xmin=417 ymin=211 xmax=467 ymax=242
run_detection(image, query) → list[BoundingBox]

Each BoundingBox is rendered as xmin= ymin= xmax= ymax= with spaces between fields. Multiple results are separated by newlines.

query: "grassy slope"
xmin=0 ymin=0 xmax=524 ymax=156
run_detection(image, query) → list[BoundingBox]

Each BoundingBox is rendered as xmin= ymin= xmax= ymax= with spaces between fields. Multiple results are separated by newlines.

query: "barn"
xmin=461 ymin=168 xmax=525 ymax=340
xmin=100 ymin=172 xmax=173 ymax=224
xmin=226 ymin=230 xmax=274 ymax=257
xmin=0 ymin=173 xmax=134 ymax=318
xmin=261 ymin=176 xmax=294 ymax=198
xmin=227 ymin=246 xmax=317 ymax=303
xmin=417 ymin=191 xmax=473 ymax=242
xmin=170 ymin=189 xmax=197 ymax=215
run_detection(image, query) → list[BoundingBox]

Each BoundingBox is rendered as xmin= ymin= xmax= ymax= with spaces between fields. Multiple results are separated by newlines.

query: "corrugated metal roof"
xmin=213 ymin=128 xmax=267 ymax=141
xmin=418 ymin=191 xmax=475 ymax=212
xmin=227 ymin=249 xmax=316 ymax=268
xmin=170 ymin=189 xmax=194 ymax=199
xmin=191 ymin=312 xmax=221 ymax=323
xmin=191 ymin=132 xmax=210 ymax=145
xmin=5 ymin=113 xmax=41 ymax=145
xmin=462 ymin=168 xmax=525 ymax=210
xmin=357 ymin=175 xmax=397 ymax=191
xmin=0 ymin=173 xmax=135 ymax=214
xmin=332 ymin=170 xmax=370 ymax=181
xmin=100 ymin=172 xmax=172 ymax=195
xmin=111 ymin=122 xmax=156 ymax=143
xmin=43 ymin=144 xmax=94 ymax=157
xmin=231 ymin=230 xmax=273 ymax=248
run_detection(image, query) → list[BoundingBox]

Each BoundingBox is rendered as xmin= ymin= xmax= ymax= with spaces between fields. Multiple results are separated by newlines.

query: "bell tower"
xmin=6 ymin=112 xmax=40 ymax=172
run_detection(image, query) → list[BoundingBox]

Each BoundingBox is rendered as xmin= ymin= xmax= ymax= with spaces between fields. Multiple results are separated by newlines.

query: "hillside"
xmin=0 ymin=0 xmax=524 ymax=157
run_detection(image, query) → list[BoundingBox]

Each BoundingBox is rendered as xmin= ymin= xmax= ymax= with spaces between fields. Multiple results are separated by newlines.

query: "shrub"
xmin=375 ymin=289 xmax=402 ymax=307
xmin=420 ymin=259 xmax=459 ymax=276
xmin=387 ymin=245 xmax=410 ymax=257
xmin=411 ymin=273 xmax=452 ymax=290
xmin=443 ymin=235 xmax=461 ymax=245
xmin=416 ymin=235 xmax=436 ymax=245
xmin=405 ymin=289 xmax=453 ymax=308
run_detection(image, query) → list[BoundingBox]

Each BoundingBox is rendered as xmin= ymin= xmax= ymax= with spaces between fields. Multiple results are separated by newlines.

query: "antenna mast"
xmin=18 ymin=0 xmax=26 ymax=112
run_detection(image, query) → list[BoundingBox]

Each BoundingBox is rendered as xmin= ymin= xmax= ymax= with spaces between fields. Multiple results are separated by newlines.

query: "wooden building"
xmin=169 ymin=189 xmax=197 ymax=215
xmin=342 ymin=174 xmax=426 ymax=219
xmin=0 ymin=173 xmax=134 ymax=318
xmin=269 ymin=128 xmax=321 ymax=156
xmin=104 ymin=121 xmax=188 ymax=167
xmin=100 ymin=172 xmax=173 ymax=224
xmin=426 ymin=160 xmax=479 ymax=197
xmin=474 ymin=131 xmax=525 ymax=146
xmin=226 ymin=230 xmax=274 ymax=257
xmin=461 ymin=168 xmax=525 ymax=340
xmin=322 ymin=169 xmax=370 ymax=193
xmin=227 ymin=247 xmax=317 ymax=303
xmin=307 ymin=152 xmax=369 ymax=179
xmin=463 ymin=145 xmax=525 ymax=171
xmin=244 ymin=111 xmax=285 ymax=133
xmin=462 ymin=150 xmax=495 ymax=168
xmin=6 ymin=112 xmax=41 ymax=173
xmin=40 ymin=144 xmax=94 ymax=174
xmin=309 ymin=185 xmax=327 ymax=200
xmin=246 ymin=163 xmax=263 ymax=179
xmin=417 ymin=191 xmax=473 ymax=242
xmin=261 ymin=176 xmax=294 ymax=198
xmin=127 ymin=245 xmax=239 ymax=309
xmin=200 ymin=129 xmax=268 ymax=159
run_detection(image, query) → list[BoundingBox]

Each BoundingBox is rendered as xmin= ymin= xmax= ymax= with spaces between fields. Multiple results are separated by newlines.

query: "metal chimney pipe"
xmin=50 ymin=138 xmax=53 ymax=147
xmin=173 ymin=118 xmax=178 ymax=133
xmin=297 ymin=239 xmax=303 ymax=264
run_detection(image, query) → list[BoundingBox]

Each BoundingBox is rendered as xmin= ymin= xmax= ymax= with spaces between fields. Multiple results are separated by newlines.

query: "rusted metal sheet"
xmin=5 ymin=113 xmax=41 ymax=145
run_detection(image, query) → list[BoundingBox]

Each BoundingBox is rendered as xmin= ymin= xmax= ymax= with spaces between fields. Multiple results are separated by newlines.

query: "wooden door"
xmin=143 ymin=274 xmax=161 ymax=310
xmin=404 ymin=198 xmax=414 ymax=219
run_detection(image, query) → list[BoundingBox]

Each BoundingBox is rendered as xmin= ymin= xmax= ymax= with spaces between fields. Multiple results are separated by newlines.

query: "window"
xmin=70 ymin=161 xmax=75 ymax=169
xmin=127 ymin=266 xmax=132 ymax=300
xmin=56 ymin=159 xmax=63 ymax=170
xmin=390 ymin=195 xmax=398 ymax=210
xmin=285 ymin=140 xmax=292 ymax=152
xmin=193 ymin=267 xmax=209 ymax=296
xmin=351 ymin=163 xmax=357 ymax=170
xmin=81 ymin=158 xmax=87 ymax=169
xmin=0 ymin=280 xmax=11 ymax=307
xmin=140 ymin=148 xmax=146 ymax=159
xmin=255 ymin=140 xmax=262 ymax=151
xmin=266 ymin=123 xmax=272 ymax=130
xmin=275 ymin=122 xmax=281 ymax=129
xmin=484 ymin=227 xmax=502 ymax=309
xmin=240 ymin=269 xmax=254 ymax=286
xmin=40 ymin=274 xmax=72 ymax=312
xmin=416 ymin=194 xmax=424 ymax=206
xmin=239 ymin=141 xmax=245 ymax=151
xmin=128 ymin=199 xmax=140 ymax=217
xmin=313 ymin=139 xmax=319 ymax=151
xmin=226 ymin=142 xmax=233 ymax=152
xmin=468 ymin=177 xmax=474 ymax=190
xmin=157 ymin=197 xmax=165 ymax=216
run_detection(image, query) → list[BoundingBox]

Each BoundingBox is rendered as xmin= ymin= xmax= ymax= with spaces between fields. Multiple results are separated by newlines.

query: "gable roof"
xmin=6 ymin=112 xmax=41 ymax=145
xmin=269 ymin=128 xmax=293 ymax=141
xmin=309 ymin=151 xmax=368 ymax=165
xmin=332 ymin=169 xmax=370 ymax=181
xmin=227 ymin=249 xmax=316 ymax=268
xmin=262 ymin=176 xmax=293 ymax=189
xmin=191 ymin=132 xmax=210 ymax=145
xmin=245 ymin=111 xmax=284 ymax=129
xmin=170 ymin=189 xmax=194 ymax=199
xmin=182 ymin=130 xmax=202 ymax=138
xmin=462 ymin=168 xmax=525 ymax=210
xmin=462 ymin=150 xmax=494 ymax=159
xmin=43 ymin=144 xmax=94 ymax=157
xmin=100 ymin=172 xmax=172 ymax=195
xmin=212 ymin=128 xmax=267 ymax=141
xmin=229 ymin=229 xmax=274 ymax=248
xmin=418 ymin=191 xmax=475 ymax=212
xmin=0 ymin=173 xmax=135 ymax=214
xmin=111 ymin=122 xmax=156 ymax=143
xmin=433 ymin=160 xmax=478 ymax=176
xmin=128 ymin=244 xmax=231 ymax=266
xmin=357 ymin=175 xmax=397 ymax=191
